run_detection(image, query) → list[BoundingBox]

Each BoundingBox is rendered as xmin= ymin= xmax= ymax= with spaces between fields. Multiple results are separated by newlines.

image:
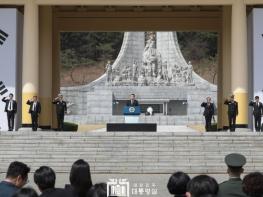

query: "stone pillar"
xmin=231 ymin=0 xmax=248 ymax=127
xmin=219 ymin=6 xmax=232 ymax=129
xmin=22 ymin=0 xmax=39 ymax=126
xmin=39 ymin=6 xmax=53 ymax=129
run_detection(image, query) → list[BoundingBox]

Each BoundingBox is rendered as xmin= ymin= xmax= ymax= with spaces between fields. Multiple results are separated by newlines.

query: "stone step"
xmin=0 ymin=132 xmax=262 ymax=175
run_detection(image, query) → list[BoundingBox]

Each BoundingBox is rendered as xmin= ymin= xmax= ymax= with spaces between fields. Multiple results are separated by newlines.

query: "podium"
xmin=106 ymin=106 xmax=157 ymax=132
xmin=123 ymin=106 xmax=141 ymax=123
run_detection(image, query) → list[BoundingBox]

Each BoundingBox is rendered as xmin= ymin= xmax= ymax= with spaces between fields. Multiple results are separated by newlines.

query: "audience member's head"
xmin=87 ymin=183 xmax=107 ymax=197
xmin=12 ymin=188 xmax=38 ymax=197
xmin=6 ymin=161 xmax=30 ymax=188
xmin=225 ymin=153 xmax=246 ymax=178
xmin=70 ymin=159 xmax=93 ymax=197
xmin=186 ymin=175 xmax=218 ymax=197
xmin=242 ymin=172 xmax=263 ymax=197
xmin=34 ymin=166 xmax=56 ymax=192
xmin=167 ymin=171 xmax=190 ymax=197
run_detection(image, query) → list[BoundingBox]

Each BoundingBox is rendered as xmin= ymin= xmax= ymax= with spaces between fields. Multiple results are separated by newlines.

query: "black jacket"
xmin=201 ymin=102 xmax=215 ymax=117
xmin=224 ymin=100 xmax=238 ymax=116
xmin=2 ymin=97 xmax=17 ymax=113
xmin=26 ymin=100 xmax=41 ymax=114
xmin=249 ymin=101 xmax=263 ymax=117
xmin=40 ymin=188 xmax=74 ymax=197
xmin=126 ymin=100 xmax=139 ymax=107
xmin=52 ymin=100 xmax=67 ymax=115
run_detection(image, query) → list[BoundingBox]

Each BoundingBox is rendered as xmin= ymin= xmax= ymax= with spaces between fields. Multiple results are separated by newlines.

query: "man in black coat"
xmin=0 ymin=161 xmax=30 ymax=197
xmin=224 ymin=95 xmax=239 ymax=132
xmin=201 ymin=97 xmax=215 ymax=131
xmin=126 ymin=93 xmax=139 ymax=107
xmin=52 ymin=94 xmax=67 ymax=131
xmin=27 ymin=96 xmax=41 ymax=131
xmin=249 ymin=96 xmax=263 ymax=132
xmin=34 ymin=166 xmax=73 ymax=197
xmin=2 ymin=93 xmax=17 ymax=131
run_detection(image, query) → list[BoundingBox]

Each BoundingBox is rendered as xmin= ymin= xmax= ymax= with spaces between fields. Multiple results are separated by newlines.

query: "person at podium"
xmin=126 ymin=93 xmax=139 ymax=107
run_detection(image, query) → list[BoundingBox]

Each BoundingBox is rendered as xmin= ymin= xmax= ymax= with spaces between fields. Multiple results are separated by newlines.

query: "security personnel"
xmin=249 ymin=96 xmax=263 ymax=132
xmin=52 ymin=94 xmax=67 ymax=131
xmin=201 ymin=97 xmax=215 ymax=131
xmin=218 ymin=153 xmax=247 ymax=197
xmin=224 ymin=95 xmax=238 ymax=132
xmin=26 ymin=96 xmax=41 ymax=131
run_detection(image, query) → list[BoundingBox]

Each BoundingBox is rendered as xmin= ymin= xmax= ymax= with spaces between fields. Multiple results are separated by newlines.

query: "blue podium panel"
xmin=123 ymin=106 xmax=141 ymax=115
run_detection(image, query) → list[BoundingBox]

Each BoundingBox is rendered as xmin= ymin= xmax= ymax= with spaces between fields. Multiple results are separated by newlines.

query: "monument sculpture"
xmin=106 ymin=32 xmax=194 ymax=86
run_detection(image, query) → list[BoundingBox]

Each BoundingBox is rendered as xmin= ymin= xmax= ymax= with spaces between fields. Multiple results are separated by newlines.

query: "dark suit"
xmin=27 ymin=100 xmax=41 ymax=131
xmin=52 ymin=100 xmax=67 ymax=131
xmin=2 ymin=97 xmax=17 ymax=131
xmin=0 ymin=181 xmax=19 ymax=197
xmin=249 ymin=101 xmax=263 ymax=131
xmin=218 ymin=178 xmax=247 ymax=197
xmin=40 ymin=188 xmax=73 ymax=197
xmin=201 ymin=102 xmax=215 ymax=131
xmin=224 ymin=100 xmax=238 ymax=132
xmin=126 ymin=100 xmax=139 ymax=107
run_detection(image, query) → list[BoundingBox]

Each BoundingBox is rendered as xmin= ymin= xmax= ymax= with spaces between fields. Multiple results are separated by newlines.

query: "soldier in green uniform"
xmin=218 ymin=153 xmax=248 ymax=197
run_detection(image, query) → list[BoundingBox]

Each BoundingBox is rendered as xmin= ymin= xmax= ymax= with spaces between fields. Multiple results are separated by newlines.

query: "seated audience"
xmin=65 ymin=159 xmax=93 ymax=197
xmin=34 ymin=166 xmax=72 ymax=197
xmin=167 ymin=171 xmax=191 ymax=197
xmin=186 ymin=175 xmax=218 ymax=197
xmin=0 ymin=161 xmax=30 ymax=197
xmin=12 ymin=188 xmax=38 ymax=197
xmin=242 ymin=172 xmax=263 ymax=197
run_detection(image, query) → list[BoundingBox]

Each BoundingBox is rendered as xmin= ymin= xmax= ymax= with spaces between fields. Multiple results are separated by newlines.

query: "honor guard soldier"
xmin=201 ymin=97 xmax=215 ymax=131
xmin=224 ymin=95 xmax=238 ymax=132
xmin=218 ymin=153 xmax=247 ymax=197
xmin=52 ymin=94 xmax=67 ymax=131
xmin=249 ymin=96 xmax=263 ymax=132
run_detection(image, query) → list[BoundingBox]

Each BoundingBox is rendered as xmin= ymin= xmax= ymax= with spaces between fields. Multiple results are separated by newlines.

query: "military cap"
xmin=225 ymin=153 xmax=246 ymax=168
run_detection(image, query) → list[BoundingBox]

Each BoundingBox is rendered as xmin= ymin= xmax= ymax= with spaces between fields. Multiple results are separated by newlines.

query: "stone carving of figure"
xmin=187 ymin=61 xmax=194 ymax=84
xmin=132 ymin=61 xmax=138 ymax=83
xmin=138 ymin=69 xmax=147 ymax=86
xmin=105 ymin=60 xmax=112 ymax=84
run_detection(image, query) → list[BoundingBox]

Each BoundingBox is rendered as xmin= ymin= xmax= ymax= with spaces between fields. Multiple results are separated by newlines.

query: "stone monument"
xmin=61 ymin=32 xmax=217 ymax=125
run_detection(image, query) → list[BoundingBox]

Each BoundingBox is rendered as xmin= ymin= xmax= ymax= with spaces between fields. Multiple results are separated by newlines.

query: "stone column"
xmin=219 ymin=6 xmax=232 ymax=129
xmin=39 ymin=6 xmax=53 ymax=129
xmin=231 ymin=0 xmax=248 ymax=127
xmin=22 ymin=0 xmax=39 ymax=126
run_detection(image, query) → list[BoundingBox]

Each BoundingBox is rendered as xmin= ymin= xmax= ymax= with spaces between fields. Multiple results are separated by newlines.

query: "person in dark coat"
xmin=242 ymin=172 xmax=263 ymax=197
xmin=126 ymin=94 xmax=139 ymax=107
xmin=2 ymin=93 xmax=17 ymax=131
xmin=52 ymin=94 xmax=67 ymax=131
xmin=167 ymin=171 xmax=190 ymax=197
xmin=201 ymin=97 xmax=215 ymax=131
xmin=218 ymin=153 xmax=247 ymax=197
xmin=224 ymin=95 xmax=239 ymax=132
xmin=249 ymin=96 xmax=263 ymax=132
xmin=65 ymin=159 xmax=93 ymax=197
xmin=0 ymin=161 xmax=30 ymax=197
xmin=186 ymin=175 xmax=218 ymax=197
xmin=34 ymin=166 xmax=72 ymax=197
xmin=27 ymin=96 xmax=41 ymax=131
xmin=12 ymin=188 xmax=38 ymax=197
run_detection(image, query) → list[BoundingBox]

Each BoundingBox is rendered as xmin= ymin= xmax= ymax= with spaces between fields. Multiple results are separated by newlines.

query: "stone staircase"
xmin=0 ymin=131 xmax=262 ymax=175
